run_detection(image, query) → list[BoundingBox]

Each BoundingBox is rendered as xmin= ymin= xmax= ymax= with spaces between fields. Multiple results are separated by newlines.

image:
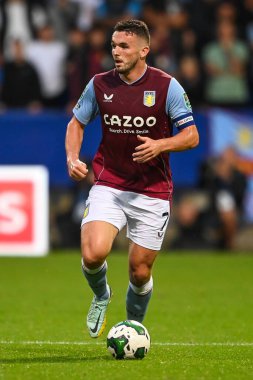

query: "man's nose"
xmin=113 ymin=46 xmax=120 ymax=55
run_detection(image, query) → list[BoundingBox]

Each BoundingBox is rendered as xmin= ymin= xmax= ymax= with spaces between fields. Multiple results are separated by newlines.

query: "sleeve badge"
xmin=183 ymin=93 xmax=192 ymax=111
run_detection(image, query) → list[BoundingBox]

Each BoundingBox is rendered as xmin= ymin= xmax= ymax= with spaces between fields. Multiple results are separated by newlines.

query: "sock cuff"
xmin=81 ymin=258 xmax=107 ymax=274
xmin=129 ymin=276 xmax=153 ymax=296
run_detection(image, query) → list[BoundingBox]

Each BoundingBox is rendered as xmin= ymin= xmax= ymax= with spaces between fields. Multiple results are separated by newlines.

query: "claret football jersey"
xmin=73 ymin=66 xmax=195 ymax=201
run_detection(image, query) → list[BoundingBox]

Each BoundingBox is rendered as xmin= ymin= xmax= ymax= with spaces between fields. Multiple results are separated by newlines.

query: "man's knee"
xmin=129 ymin=263 xmax=151 ymax=287
xmin=81 ymin=237 xmax=107 ymax=268
xmin=81 ymin=222 xmax=116 ymax=268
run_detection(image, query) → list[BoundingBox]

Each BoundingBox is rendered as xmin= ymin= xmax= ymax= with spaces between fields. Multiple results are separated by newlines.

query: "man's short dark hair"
xmin=114 ymin=20 xmax=150 ymax=45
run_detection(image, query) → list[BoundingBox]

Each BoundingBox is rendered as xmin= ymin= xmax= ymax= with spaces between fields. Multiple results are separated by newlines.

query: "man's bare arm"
xmin=132 ymin=125 xmax=199 ymax=163
xmin=65 ymin=116 xmax=88 ymax=181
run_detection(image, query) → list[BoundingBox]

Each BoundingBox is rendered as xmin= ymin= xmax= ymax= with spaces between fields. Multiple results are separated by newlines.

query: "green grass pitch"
xmin=0 ymin=251 xmax=253 ymax=380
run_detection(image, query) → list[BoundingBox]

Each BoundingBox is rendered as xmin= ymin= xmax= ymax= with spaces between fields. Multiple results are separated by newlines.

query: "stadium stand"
xmin=1 ymin=0 xmax=253 ymax=251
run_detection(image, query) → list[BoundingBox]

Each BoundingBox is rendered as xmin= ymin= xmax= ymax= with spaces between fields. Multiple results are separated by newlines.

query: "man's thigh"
xmin=81 ymin=221 xmax=118 ymax=259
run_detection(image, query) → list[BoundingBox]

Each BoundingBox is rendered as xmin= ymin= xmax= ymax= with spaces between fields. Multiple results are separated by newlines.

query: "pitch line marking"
xmin=0 ymin=341 xmax=253 ymax=347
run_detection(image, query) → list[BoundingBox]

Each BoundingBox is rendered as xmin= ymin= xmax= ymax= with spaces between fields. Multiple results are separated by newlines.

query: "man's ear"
xmin=140 ymin=46 xmax=150 ymax=60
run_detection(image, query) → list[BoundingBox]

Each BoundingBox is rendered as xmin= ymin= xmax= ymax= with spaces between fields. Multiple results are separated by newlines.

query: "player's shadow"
xmin=0 ymin=355 xmax=111 ymax=364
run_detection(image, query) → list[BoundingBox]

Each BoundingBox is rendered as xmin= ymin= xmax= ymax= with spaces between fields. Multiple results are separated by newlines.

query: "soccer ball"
xmin=107 ymin=320 xmax=150 ymax=359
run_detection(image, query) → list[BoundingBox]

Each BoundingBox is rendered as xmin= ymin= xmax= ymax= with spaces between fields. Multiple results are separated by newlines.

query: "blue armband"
xmin=173 ymin=112 xmax=195 ymax=130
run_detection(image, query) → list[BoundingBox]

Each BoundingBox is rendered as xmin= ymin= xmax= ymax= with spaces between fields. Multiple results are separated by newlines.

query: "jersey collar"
xmin=117 ymin=65 xmax=148 ymax=85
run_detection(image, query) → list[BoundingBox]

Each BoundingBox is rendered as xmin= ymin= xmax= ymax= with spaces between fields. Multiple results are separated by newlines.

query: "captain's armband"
xmin=172 ymin=113 xmax=195 ymax=130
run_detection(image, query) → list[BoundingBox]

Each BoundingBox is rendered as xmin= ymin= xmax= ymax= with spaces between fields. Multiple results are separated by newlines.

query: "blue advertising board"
xmin=0 ymin=110 xmax=207 ymax=187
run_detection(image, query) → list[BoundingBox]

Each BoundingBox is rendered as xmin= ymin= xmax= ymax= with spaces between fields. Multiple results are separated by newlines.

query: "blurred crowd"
xmin=0 ymin=0 xmax=253 ymax=112
xmin=51 ymin=147 xmax=250 ymax=252
xmin=1 ymin=0 xmax=252 ymax=251
xmin=171 ymin=147 xmax=248 ymax=251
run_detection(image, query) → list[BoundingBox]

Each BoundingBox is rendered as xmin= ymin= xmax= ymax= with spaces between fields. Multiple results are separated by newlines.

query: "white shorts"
xmin=81 ymin=185 xmax=170 ymax=250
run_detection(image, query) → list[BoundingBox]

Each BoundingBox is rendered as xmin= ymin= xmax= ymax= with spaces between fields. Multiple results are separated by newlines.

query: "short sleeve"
xmin=166 ymin=78 xmax=195 ymax=130
xmin=73 ymin=77 xmax=100 ymax=125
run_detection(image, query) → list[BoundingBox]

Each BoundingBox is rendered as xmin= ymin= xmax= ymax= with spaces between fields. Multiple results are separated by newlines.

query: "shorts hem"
xmin=81 ymin=218 xmax=121 ymax=232
xmin=128 ymin=236 xmax=162 ymax=251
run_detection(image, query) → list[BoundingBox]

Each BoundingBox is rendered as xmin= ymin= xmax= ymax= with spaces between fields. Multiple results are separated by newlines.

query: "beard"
xmin=114 ymin=57 xmax=139 ymax=74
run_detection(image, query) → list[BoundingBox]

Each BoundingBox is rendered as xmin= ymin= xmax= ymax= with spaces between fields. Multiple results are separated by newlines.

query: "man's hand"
xmin=132 ymin=135 xmax=162 ymax=163
xmin=67 ymin=158 xmax=88 ymax=181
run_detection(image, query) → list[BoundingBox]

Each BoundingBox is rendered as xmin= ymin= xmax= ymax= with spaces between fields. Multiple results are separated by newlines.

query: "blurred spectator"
xmin=242 ymin=0 xmax=253 ymax=104
xmin=202 ymin=20 xmax=250 ymax=107
xmin=0 ymin=0 xmax=48 ymax=58
xmin=51 ymin=161 xmax=94 ymax=248
xmin=198 ymin=147 xmax=248 ymax=250
xmin=66 ymin=27 xmax=88 ymax=112
xmin=147 ymin=24 xmax=177 ymax=75
xmin=186 ymin=0 xmax=219 ymax=48
xmin=1 ymin=38 xmax=42 ymax=110
xmin=176 ymin=27 xmax=200 ymax=59
xmin=143 ymin=1 xmax=189 ymax=75
xmin=70 ymin=0 xmax=102 ymax=31
xmin=241 ymin=0 xmax=253 ymax=41
xmin=215 ymin=1 xmax=238 ymax=25
xmin=26 ymin=24 xmax=67 ymax=108
xmin=86 ymin=24 xmax=113 ymax=80
xmin=47 ymin=0 xmax=79 ymax=42
xmin=0 ymin=0 xmax=251 ymax=111
xmin=143 ymin=0 xmax=188 ymax=30
xmin=71 ymin=161 xmax=94 ymax=224
xmin=170 ymin=192 xmax=213 ymax=250
xmin=177 ymin=54 xmax=204 ymax=106
xmin=95 ymin=0 xmax=144 ymax=29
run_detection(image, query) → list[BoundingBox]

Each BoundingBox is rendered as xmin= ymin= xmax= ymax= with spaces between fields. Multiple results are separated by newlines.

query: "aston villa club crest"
xmin=143 ymin=91 xmax=156 ymax=107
